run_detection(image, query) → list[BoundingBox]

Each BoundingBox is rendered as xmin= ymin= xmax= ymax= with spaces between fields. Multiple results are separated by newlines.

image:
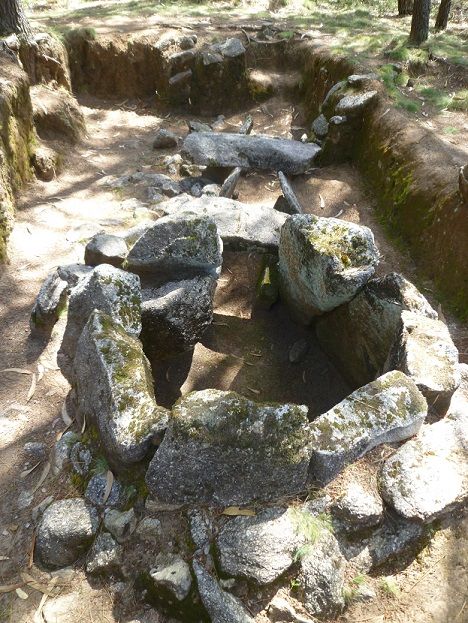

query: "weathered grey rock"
xmin=57 ymin=263 xmax=93 ymax=288
xmin=347 ymin=73 xmax=379 ymax=87
xmin=379 ymin=411 xmax=468 ymax=522
xmin=86 ymin=533 xmax=122 ymax=575
xmin=30 ymin=270 xmax=68 ymax=334
xmin=188 ymin=120 xmax=212 ymax=133
xmin=104 ymin=508 xmax=137 ymax=543
xmin=268 ymin=596 xmax=315 ymax=623
xmin=215 ymin=37 xmax=245 ymax=58
xmin=135 ymin=517 xmax=162 ymax=541
xmin=193 ymin=559 xmax=254 ymax=623
xmin=311 ymin=114 xmax=329 ymax=139
xmin=58 ymin=264 xmax=141 ymax=381
xmin=299 ymin=531 xmax=345 ymax=618
xmin=70 ymin=442 xmax=92 ymax=477
xmin=308 ymin=370 xmax=427 ymax=484
xmin=219 ymin=166 xmax=242 ymax=199
xmin=335 ymin=91 xmax=378 ymax=117
xmin=159 ymin=195 xmax=287 ymax=252
xmin=202 ymin=183 xmax=222 ymax=197
xmin=146 ymin=173 xmax=182 ymax=198
xmin=126 ymin=213 xmax=222 ymax=281
xmin=24 ymin=441 xmax=48 ymax=462
xmin=73 ymin=311 xmax=169 ymax=466
xmin=52 ymin=431 xmax=79 ymax=475
xmin=278 ymin=171 xmax=303 ymax=214
xmin=150 ymin=554 xmax=192 ymax=601
xmin=85 ymin=473 xmax=125 ymax=510
xmin=146 ymin=389 xmax=311 ymax=506
xmin=36 ymin=498 xmax=99 ymax=568
xmin=332 ymin=482 xmax=383 ymax=532
xmin=216 ymin=507 xmax=300 ymax=584
xmin=385 ymin=311 xmax=460 ymax=415
xmin=84 ymin=233 xmax=128 ymax=268
xmin=153 ymin=128 xmax=178 ymax=149
xmin=278 ymin=215 xmax=379 ymax=324
xmin=181 ymin=133 xmax=320 ymax=175
xmin=141 ymin=275 xmax=216 ymax=359
xmin=320 ymin=81 xmax=346 ymax=118
xmin=316 ymin=272 xmax=437 ymax=389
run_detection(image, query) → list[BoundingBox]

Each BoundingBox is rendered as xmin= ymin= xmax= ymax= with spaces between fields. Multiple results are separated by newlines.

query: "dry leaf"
xmin=1 ymin=368 xmax=32 ymax=375
xmin=28 ymin=532 xmax=36 ymax=569
xmin=0 ymin=556 xmax=9 ymax=561
xmin=37 ymin=364 xmax=45 ymax=383
xmin=27 ymin=373 xmax=37 ymax=402
xmin=15 ymin=588 xmax=28 ymax=600
xmin=61 ymin=402 xmax=72 ymax=426
xmin=81 ymin=414 xmax=87 ymax=434
xmin=0 ymin=583 xmax=23 ymax=594
xmin=102 ymin=470 xmax=114 ymax=505
xmin=319 ymin=194 xmax=325 ymax=208
xmin=334 ymin=209 xmax=344 ymax=218
xmin=32 ymin=461 xmax=50 ymax=493
xmin=222 ymin=506 xmax=256 ymax=516
xmin=20 ymin=462 xmax=41 ymax=478
xmin=247 ymin=387 xmax=260 ymax=395
xmin=34 ymin=592 xmax=48 ymax=623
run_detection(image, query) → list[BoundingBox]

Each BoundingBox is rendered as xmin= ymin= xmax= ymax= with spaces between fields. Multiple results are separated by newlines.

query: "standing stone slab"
xmin=308 ymin=370 xmax=427 ymax=484
xmin=278 ymin=215 xmax=379 ymax=323
xmin=146 ymin=389 xmax=311 ymax=506
xmin=73 ymin=311 xmax=169 ymax=466
xmin=181 ymin=132 xmax=320 ymax=175
xmin=385 ymin=311 xmax=460 ymax=415
xmin=36 ymin=498 xmax=99 ymax=568
xmin=379 ymin=411 xmax=468 ymax=522
xmin=126 ymin=213 xmax=222 ymax=282
xmin=30 ymin=269 xmax=68 ymax=334
xmin=316 ymin=273 xmax=437 ymax=389
xmin=58 ymin=264 xmax=141 ymax=381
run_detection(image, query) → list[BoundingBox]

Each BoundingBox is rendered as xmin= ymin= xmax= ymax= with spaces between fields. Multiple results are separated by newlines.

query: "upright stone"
xmin=30 ymin=269 xmax=68 ymax=335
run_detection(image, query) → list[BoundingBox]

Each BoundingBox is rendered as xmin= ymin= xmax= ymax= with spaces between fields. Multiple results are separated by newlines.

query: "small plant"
xmin=343 ymin=573 xmax=368 ymax=603
xmin=91 ymin=455 xmax=109 ymax=476
xmin=291 ymin=508 xmax=334 ymax=561
xmin=290 ymin=577 xmax=301 ymax=591
xmin=380 ymin=576 xmax=400 ymax=598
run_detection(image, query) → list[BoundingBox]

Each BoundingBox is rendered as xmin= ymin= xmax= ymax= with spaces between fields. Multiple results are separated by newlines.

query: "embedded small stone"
xmin=308 ymin=370 xmax=427 ymax=484
xmin=135 ymin=517 xmax=162 ymax=541
xmin=52 ymin=431 xmax=79 ymax=475
xmin=334 ymin=90 xmax=378 ymax=117
xmin=24 ymin=441 xmax=48 ymax=462
xmin=332 ymin=482 xmax=383 ymax=532
xmin=30 ymin=270 xmax=68 ymax=334
xmin=86 ymin=533 xmax=122 ymax=575
xmin=145 ymin=173 xmax=182 ymax=198
xmin=85 ymin=473 xmax=125 ymax=510
xmin=153 ymin=128 xmax=178 ymax=149
xmin=36 ymin=498 xmax=99 ymax=568
xmin=70 ymin=442 xmax=92 ymax=477
xmin=84 ymin=233 xmax=128 ymax=269
xmin=104 ymin=508 xmax=137 ymax=543
xmin=216 ymin=37 xmax=245 ymax=58
xmin=311 ymin=114 xmax=329 ymax=139
xmin=150 ymin=554 xmax=192 ymax=601
xmin=187 ymin=119 xmax=212 ymax=133
xmin=278 ymin=214 xmax=379 ymax=324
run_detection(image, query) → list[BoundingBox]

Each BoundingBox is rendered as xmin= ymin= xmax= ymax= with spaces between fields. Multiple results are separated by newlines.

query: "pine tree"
xmin=398 ymin=0 xmax=414 ymax=16
xmin=0 ymin=0 xmax=32 ymax=38
xmin=409 ymin=0 xmax=431 ymax=45
xmin=434 ymin=0 xmax=451 ymax=31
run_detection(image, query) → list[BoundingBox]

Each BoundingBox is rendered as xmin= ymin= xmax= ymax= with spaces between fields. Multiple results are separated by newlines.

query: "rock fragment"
xmin=84 ymin=233 xmax=128 ymax=268
xmin=104 ymin=508 xmax=137 ymax=543
xmin=150 ymin=554 xmax=192 ymax=601
xmin=86 ymin=533 xmax=122 ymax=575
xmin=152 ymin=128 xmax=178 ymax=149
xmin=332 ymin=482 xmax=383 ymax=532
xmin=30 ymin=270 xmax=68 ymax=334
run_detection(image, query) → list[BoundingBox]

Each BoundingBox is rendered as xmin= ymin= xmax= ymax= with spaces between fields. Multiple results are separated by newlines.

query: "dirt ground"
xmin=0 ymin=88 xmax=467 ymax=622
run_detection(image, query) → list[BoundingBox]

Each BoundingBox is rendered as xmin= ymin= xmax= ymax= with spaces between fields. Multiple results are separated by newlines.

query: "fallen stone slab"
xmin=84 ymin=233 xmax=128 ymax=268
xmin=379 ymin=411 xmax=468 ymax=522
xmin=126 ymin=212 xmax=222 ymax=282
xmin=308 ymin=370 xmax=427 ymax=484
xmin=278 ymin=214 xmax=379 ymax=324
xmin=30 ymin=269 xmax=68 ymax=335
xmin=316 ymin=272 xmax=437 ymax=389
xmin=58 ymin=264 xmax=141 ymax=381
xmin=73 ymin=310 xmax=169 ymax=466
xmin=158 ymin=195 xmax=287 ymax=252
xmin=181 ymin=132 xmax=320 ymax=175
xmin=385 ymin=310 xmax=460 ymax=416
xmin=146 ymin=389 xmax=311 ymax=506
xmin=36 ymin=498 xmax=99 ymax=568
xmin=278 ymin=170 xmax=303 ymax=214
xmin=141 ymin=275 xmax=216 ymax=360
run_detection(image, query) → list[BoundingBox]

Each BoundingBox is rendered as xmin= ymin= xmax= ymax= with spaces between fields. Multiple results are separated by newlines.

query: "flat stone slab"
xmin=146 ymin=389 xmax=311 ymax=506
xmin=159 ymin=195 xmax=288 ymax=251
xmin=308 ymin=370 xmax=427 ymax=484
xmin=379 ymin=410 xmax=468 ymax=522
xmin=181 ymin=132 xmax=320 ymax=175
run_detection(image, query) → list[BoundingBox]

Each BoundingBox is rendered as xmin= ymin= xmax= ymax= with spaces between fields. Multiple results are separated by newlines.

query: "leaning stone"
xmin=308 ymin=370 xmax=427 ymax=484
xmin=193 ymin=559 xmax=254 ymax=623
xmin=58 ymin=264 xmax=141 ymax=381
xmin=334 ymin=91 xmax=378 ymax=117
xmin=36 ymin=498 xmax=99 ymax=568
xmin=73 ymin=311 xmax=168 ymax=466
xmin=385 ymin=311 xmax=460 ymax=415
xmin=104 ymin=508 xmax=137 ymax=543
xmin=126 ymin=213 xmax=222 ymax=281
xmin=57 ymin=263 xmax=93 ymax=288
xmin=181 ymin=132 xmax=320 ymax=175
xmin=153 ymin=128 xmax=178 ymax=149
xmin=135 ymin=517 xmax=162 ymax=541
xmin=379 ymin=411 xmax=468 ymax=522
xmin=150 ymin=554 xmax=192 ymax=601
xmin=86 ymin=532 xmax=122 ymax=575
xmin=32 ymin=144 xmax=60 ymax=181
xmin=84 ymin=233 xmax=128 ymax=268
xmin=216 ymin=507 xmax=300 ymax=584
xmin=311 ymin=114 xmax=329 ymax=139
xmin=85 ymin=473 xmax=125 ymax=510
xmin=146 ymin=390 xmax=311 ymax=506
xmin=278 ymin=171 xmax=303 ymax=214
xmin=30 ymin=270 xmax=68 ymax=334
xmin=219 ymin=167 xmax=242 ymax=199
xmin=316 ymin=272 xmax=437 ymax=389
xmin=320 ymin=80 xmax=346 ymax=118
xmin=141 ymin=275 xmax=216 ymax=359
xmin=278 ymin=214 xmax=379 ymax=324
xmin=332 ymin=482 xmax=383 ymax=532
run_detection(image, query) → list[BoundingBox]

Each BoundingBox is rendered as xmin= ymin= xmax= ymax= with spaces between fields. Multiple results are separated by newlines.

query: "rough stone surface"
xmin=36 ymin=498 xmax=99 ymax=568
xmin=278 ymin=214 xmax=379 ymax=323
xmin=193 ymin=559 xmax=254 ymax=623
xmin=385 ymin=310 xmax=460 ymax=415
xmin=136 ymin=517 xmax=162 ymax=541
xmin=52 ymin=431 xmax=79 ymax=475
xmin=86 ymin=532 xmax=122 ymax=575
xmin=58 ymin=264 xmax=141 ymax=381
xmin=311 ymin=114 xmax=329 ymax=139
xmin=150 ymin=554 xmax=192 ymax=601
xmin=308 ymin=370 xmax=427 ymax=484
xmin=182 ymin=132 xmax=320 ymax=175
xmin=332 ymin=482 xmax=383 ymax=532
xmin=85 ymin=473 xmax=125 ymax=510
xmin=24 ymin=441 xmax=48 ymax=462
xmin=316 ymin=272 xmax=437 ymax=389
xmin=30 ymin=270 xmax=68 ymax=334
xmin=126 ymin=213 xmax=222 ymax=281
xmin=146 ymin=389 xmax=311 ymax=506
xmin=57 ymin=263 xmax=93 ymax=288
xmin=141 ymin=275 xmax=216 ymax=359
xmin=84 ymin=233 xmax=128 ymax=268
xmin=32 ymin=143 xmax=60 ymax=181
xmin=379 ymin=411 xmax=468 ymax=522
xmin=268 ymin=596 xmax=315 ymax=623
xmin=334 ymin=90 xmax=378 ymax=117
xmin=153 ymin=128 xmax=178 ymax=149
xmin=73 ymin=311 xmax=168 ymax=466
xmin=104 ymin=508 xmax=137 ymax=543
xmin=216 ymin=507 xmax=300 ymax=584
xmin=70 ymin=442 xmax=92 ymax=477
xmin=159 ymin=195 xmax=288 ymax=252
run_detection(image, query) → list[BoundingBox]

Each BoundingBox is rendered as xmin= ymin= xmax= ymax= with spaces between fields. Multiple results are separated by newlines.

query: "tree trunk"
xmin=398 ymin=0 xmax=414 ymax=16
xmin=435 ymin=0 xmax=451 ymax=30
xmin=409 ymin=0 xmax=431 ymax=45
xmin=0 ymin=0 xmax=32 ymax=38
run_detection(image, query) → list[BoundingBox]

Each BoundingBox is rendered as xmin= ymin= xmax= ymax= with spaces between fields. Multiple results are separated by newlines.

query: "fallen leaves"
xmin=222 ymin=506 xmax=256 ymax=517
xmin=32 ymin=461 xmax=51 ymax=493
xmin=27 ymin=373 xmax=37 ymax=402
xmin=102 ymin=470 xmax=114 ymax=505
